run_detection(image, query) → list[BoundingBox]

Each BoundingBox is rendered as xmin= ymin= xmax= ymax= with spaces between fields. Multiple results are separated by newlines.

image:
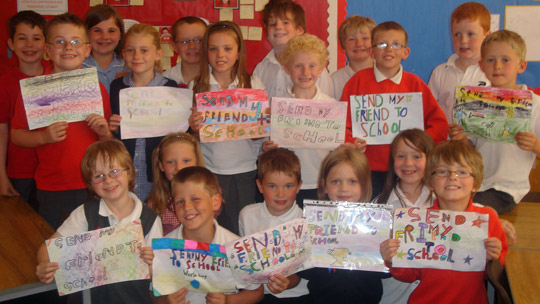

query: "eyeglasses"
xmin=431 ymin=169 xmax=473 ymax=178
xmin=175 ymin=38 xmax=203 ymax=45
xmin=92 ymin=168 xmax=129 ymax=184
xmin=48 ymin=39 xmax=89 ymax=49
xmin=373 ymin=42 xmax=406 ymax=50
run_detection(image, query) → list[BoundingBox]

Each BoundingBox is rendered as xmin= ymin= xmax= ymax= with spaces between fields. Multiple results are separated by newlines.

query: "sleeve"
xmin=250 ymin=75 xmax=266 ymax=91
xmin=340 ymin=76 xmax=355 ymax=144
xmin=99 ymin=83 xmax=111 ymax=119
xmin=389 ymin=266 xmax=422 ymax=283
xmin=421 ymin=81 xmax=448 ymax=144
xmin=57 ymin=204 xmax=89 ymax=236
xmin=0 ymin=74 xmax=11 ymax=123
xmin=165 ymin=79 xmax=179 ymax=88
xmin=317 ymin=68 xmax=335 ymax=99
xmin=238 ymin=207 xmax=247 ymax=237
xmin=427 ymin=65 xmax=441 ymax=101
xmin=109 ymin=78 xmax=122 ymax=115
xmin=485 ymin=208 xmax=508 ymax=265
xmin=10 ymin=94 xmax=29 ymax=130
xmin=145 ymin=216 xmax=163 ymax=247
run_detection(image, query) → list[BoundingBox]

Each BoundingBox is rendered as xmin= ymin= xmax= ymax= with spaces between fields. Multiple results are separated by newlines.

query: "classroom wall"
xmin=345 ymin=0 xmax=540 ymax=88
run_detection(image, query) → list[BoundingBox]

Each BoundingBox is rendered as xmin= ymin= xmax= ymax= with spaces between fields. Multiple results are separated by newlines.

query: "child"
xmin=109 ymin=24 xmax=178 ymax=203
xmin=340 ymin=21 xmax=448 ymax=198
xmin=83 ymin=4 xmax=125 ymax=93
xmin=428 ymin=2 xmax=491 ymax=122
xmin=0 ymin=11 xmax=47 ymax=203
xmin=189 ymin=21 xmax=265 ymax=235
xmin=36 ymin=139 xmax=162 ymax=303
xmin=253 ymin=0 xmax=334 ymax=100
xmin=331 ymin=15 xmax=376 ymax=100
xmin=11 ymin=12 xmax=112 ymax=229
xmin=164 ymin=166 xmax=263 ymax=304
xmin=450 ymin=30 xmax=540 ymax=214
xmin=148 ymin=132 xmax=205 ymax=235
xmin=163 ymin=16 xmax=207 ymax=88
xmin=380 ymin=140 xmax=508 ymax=303
xmin=238 ymin=148 xmax=310 ymax=303
xmin=298 ymin=148 xmax=385 ymax=304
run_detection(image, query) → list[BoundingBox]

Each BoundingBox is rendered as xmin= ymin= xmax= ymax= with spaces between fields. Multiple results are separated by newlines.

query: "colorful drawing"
xmin=195 ymin=88 xmax=269 ymax=143
xmin=453 ymin=86 xmax=532 ymax=143
xmin=46 ymin=221 xmax=149 ymax=295
xmin=392 ymin=207 xmax=489 ymax=271
xmin=152 ymin=239 xmax=237 ymax=296
xmin=20 ymin=68 xmax=103 ymax=130
xmin=304 ymin=200 xmax=393 ymax=272
xmin=225 ymin=218 xmax=312 ymax=287
xmin=119 ymin=87 xmax=192 ymax=139
xmin=349 ymin=93 xmax=424 ymax=144
xmin=270 ymin=98 xmax=347 ymax=149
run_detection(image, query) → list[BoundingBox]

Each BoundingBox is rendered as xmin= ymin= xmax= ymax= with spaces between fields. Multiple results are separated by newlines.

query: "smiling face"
xmin=451 ymin=18 xmax=488 ymax=65
xmin=370 ymin=29 xmax=410 ymax=78
xmin=91 ymin=156 xmax=130 ymax=205
xmin=208 ymin=31 xmax=239 ymax=79
xmin=8 ymin=23 xmax=46 ymax=66
xmin=158 ymin=142 xmax=198 ymax=182
xmin=393 ymin=138 xmax=426 ymax=189
xmin=324 ymin=162 xmax=363 ymax=202
xmin=344 ymin=27 xmax=371 ymax=64
xmin=173 ymin=181 xmax=220 ymax=235
xmin=480 ymin=41 xmax=526 ymax=90
xmin=123 ymin=33 xmax=162 ymax=78
xmin=46 ymin=24 xmax=91 ymax=73
xmin=430 ymin=161 xmax=476 ymax=211
xmin=266 ymin=12 xmax=304 ymax=51
xmin=88 ymin=17 xmax=121 ymax=58
xmin=257 ymin=171 xmax=301 ymax=216
xmin=284 ymin=50 xmax=323 ymax=92
xmin=172 ymin=22 xmax=206 ymax=65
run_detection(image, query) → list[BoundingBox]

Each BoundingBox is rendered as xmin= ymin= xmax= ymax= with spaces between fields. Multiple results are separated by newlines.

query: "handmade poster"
xmin=270 ymin=97 xmax=347 ymax=149
xmin=196 ymin=88 xmax=269 ymax=142
xmin=152 ymin=239 xmax=236 ymax=295
xmin=46 ymin=221 xmax=149 ymax=295
xmin=225 ymin=218 xmax=312 ymax=286
xmin=20 ymin=68 xmax=103 ymax=130
xmin=392 ymin=207 xmax=489 ymax=271
xmin=349 ymin=93 xmax=423 ymax=145
xmin=304 ymin=200 xmax=393 ymax=272
xmin=119 ymin=87 xmax=192 ymax=139
xmin=453 ymin=86 xmax=532 ymax=143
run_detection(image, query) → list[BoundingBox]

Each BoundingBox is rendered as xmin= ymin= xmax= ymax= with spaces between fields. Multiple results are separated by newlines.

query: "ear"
xmin=156 ymin=48 xmax=163 ymax=61
xmin=296 ymin=180 xmax=303 ymax=194
xmin=401 ymin=47 xmax=411 ymax=60
xmin=369 ymin=46 xmax=375 ymax=59
xmin=84 ymin=43 xmax=91 ymax=59
xmin=122 ymin=49 xmax=127 ymax=59
xmin=158 ymin=161 xmax=165 ymax=172
xmin=283 ymin=64 xmax=291 ymax=76
xmin=518 ymin=60 xmax=527 ymax=74
xmin=45 ymin=43 xmax=53 ymax=59
xmin=212 ymin=193 xmax=222 ymax=211
xmin=256 ymin=179 xmax=264 ymax=194
xmin=170 ymin=41 xmax=180 ymax=54
xmin=296 ymin=26 xmax=305 ymax=36
xmin=7 ymin=38 xmax=14 ymax=51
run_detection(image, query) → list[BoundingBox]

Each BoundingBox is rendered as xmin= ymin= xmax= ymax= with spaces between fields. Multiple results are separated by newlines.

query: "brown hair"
xmin=84 ymin=4 xmax=125 ymax=56
xmin=280 ymin=33 xmax=328 ymax=67
xmin=481 ymin=29 xmax=526 ymax=62
xmin=257 ymin=148 xmax=301 ymax=183
xmin=172 ymin=166 xmax=221 ymax=198
xmin=451 ymin=2 xmax=490 ymax=33
xmin=171 ymin=16 xmax=207 ymax=42
xmin=262 ymin=0 xmax=306 ymax=32
xmin=46 ymin=12 xmax=88 ymax=41
xmin=371 ymin=21 xmax=408 ymax=47
xmin=338 ymin=15 xmax=376 ymax=49
xmin=123 ymin=23 xmax=162 ymax=71
xmin=317 ymin=148 xmax=372 ymax=201
xmin=9 ymin=10 xmax=47 ymax=40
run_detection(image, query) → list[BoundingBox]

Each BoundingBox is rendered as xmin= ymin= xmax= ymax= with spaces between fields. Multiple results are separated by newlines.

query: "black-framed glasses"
xmin=431 ymin=169 xmax=473 ymax=178
xmin=48 ymin=39 xmax=89 ymax=49
xmin=92 ymin=168 xmax=129 ymax=184
xmin=373 ymin=42 xmax=406 ymax=50
xmin=175 ymin=38 xmax=203 ymax=45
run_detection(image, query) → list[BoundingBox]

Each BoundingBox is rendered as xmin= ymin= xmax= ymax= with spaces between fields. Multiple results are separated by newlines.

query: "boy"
xmin=428 ymin=2 xmax=491 ymax=122
xmin=36 ymin=140 xmax=161 ymax=303
xmin=11 ymin=13 xmax=113 ymax=229
xmin=239 ymin=148 xmax=310 ymax=303
xmin=451 ymin=30 xmax=540 ymax=214
xmin=0 ymin=11 xmax=47 ymax=204
xmin=331 ymin=15 xmax=376 ymax=100
xmin=340 ymin=21 xmax=448 ymax=197
xmin=163 ymin=16 xmax=207 ymax=88
xmin=380 ymin=140 xmax=508 ymax=303
xmin=165 ymin=166 xmax=263 ymax=304
xmin=262 ymin=34 xmax=336 ymax=208
xmin=253 ymin=0 xmax=334 ymax=100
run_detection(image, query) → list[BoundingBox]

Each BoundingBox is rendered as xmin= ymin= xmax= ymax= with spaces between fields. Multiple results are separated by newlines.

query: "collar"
xmin=264 ymin=49 xmax=279 ymax=65
xmin=209 ymin=72 xmax=239 ymax=88
xmin=444 ymin=53 xmax=459 ymax=69
xmin=177 ymin=219 xmax=222 ymax=243
xmin=286 ymin=85 xmax=321 ymax=99
xmin=262 ymin=201 xmax=300 ymax=219
xmin=374 ymin=64 xmax=403 ymax=84
xmin=83 ymin=53 xmax=124 ymax=71
xmin=431 ymin=198 xmax=474 ymax=211
xmin=123 ymin=71 xmax=168 ymax=87
xmin=98 ymin=192 xmax=141 ymax=225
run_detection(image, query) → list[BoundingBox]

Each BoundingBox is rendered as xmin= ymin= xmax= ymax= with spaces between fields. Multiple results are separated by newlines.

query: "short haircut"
xmin=424 ymin=140 xmax=484 ymax=192
xmin=46 ymin=12 xmax=88 ymax=41
xmin=317 ymin=148 xmax=372 ymax=201
xmin=280 ymin=33 xmax=328 ymax=66
xmin=371 ymin=21 xmax=408 ymax=46
xmin=124 ymin=23 xmax=162 ymax=71
xmin=172 ymin=166 xmax=221 ymax=198
xmin=84 ymin=4 xmax=125 ymax=55
xmin=338 ymin=15 xmax=376 ymax=49
xmin=451 ymin=2 xmax=490 ymax=33
xmin=81 ymin=139 xmax=135 ymax=199
xmin=171 ymin=16 xmax=207 ymax=42
xmin=9 ymin=10 xmax=47 ymax=40
xmin=481 ymin=29 xmax=526 ymax=62
xmin=257 ymin=148 xmax=301 ymax=183
xmin=262 ymin=0 xmax=306 ymax=32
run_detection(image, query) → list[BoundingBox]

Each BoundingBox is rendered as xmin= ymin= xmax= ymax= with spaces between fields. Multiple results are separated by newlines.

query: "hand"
xmin=206 ymin=292 xmax=227 ymax=304
xmin=500 ymin=219 xmax=517 ymax=245
xmin=140 ymin=246 xmax=154 ymax=266
xmin=515 ymin=132 xmax=539 ymax=152
xmin=380 ymin=238 xmax=400 ymax=265
xmin=167 ymin=287 xmax=188 ymax=304
xmin=43 ymin=121 xmax=68 ymax=144
xmin=0 ymin=175 xmax=19 ymax=196
xmin=267 ymin=274 xmax=289 ymax=294
xmin=262 ymin=140 xmax=278 ymax=152
xmin=108 ymin=114 xmax=122 ymax=132
xmin=449 ymin=123 xmax=466 ymax=140
xmin=485 ymin=237 xmax=502 ymax=261
xmin=188 ymin=107 xmax=204 ymax=133
xmin=86 ymin=114 xmax=111 ymax=138
xmin=36 ymin=261 xmax=59 ymax=284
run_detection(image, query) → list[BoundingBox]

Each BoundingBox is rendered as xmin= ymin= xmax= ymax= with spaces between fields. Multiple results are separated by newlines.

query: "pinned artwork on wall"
xmin=215 ymin=0 xmax=239 ymax=9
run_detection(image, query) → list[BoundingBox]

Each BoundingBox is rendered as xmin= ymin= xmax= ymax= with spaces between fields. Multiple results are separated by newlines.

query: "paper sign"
xmin=196 ymin=88 xmax=270 ymax=142
xmin=46 ymin=221 xmax=149 ymax=295
xmin=152 ymin=239 xmax=237 ymax=296
xmin=349 ymin=93 xmax=424 ymax=144
xmin=454 ymin=86 xmax=532 ymax=143
xmin=255 ymin=0 xmax=268 ymax=11
xmin=392 ymin=207 xmax=489 ymax=271
xmin=248 ymin=27 xmax=263 ymax=41
xmin=271 ymin=97 xmax=346 ymax=149
xmin=119 ymin=87 xmax=192 ymax=139
xmin=225 ymin=218 xmax=311 ymax=286
xmin=220 ymin=8 xmax=234 ymax=21
xmin=17 ymin=0 xmax=67 ymax=15
xmin=20 ymin=68 xmax=103 ymax=130
xmin=304 ymin=200 xmax=393 ymax=272
xmin=240 ymin=5 xmax=254 ymax=19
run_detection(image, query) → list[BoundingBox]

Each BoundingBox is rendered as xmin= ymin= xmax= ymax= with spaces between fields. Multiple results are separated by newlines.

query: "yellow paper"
xmin=255 ymin=0 xmax=269 ymax=11
xmin=130 ymin=0 xmax=144 ymax=5
xmin=161 ymin=57 xmax=172 ymax=71
xmin=90 ymin=0 xmax=103 ymax=6
xmin=239 ymin=5 xmax=254 ymax=20
xmin=248 ymin=26 xmax=263 ymax=41
xmin=161 ymin=43 xmax=174 ymax=57
xmin=240 ymin=26 xmax=249 ymax=40
xmin=240 ymin=0 xmax=254 ymax=4
xmin=220 ymin=8 xmax=234 ymax=22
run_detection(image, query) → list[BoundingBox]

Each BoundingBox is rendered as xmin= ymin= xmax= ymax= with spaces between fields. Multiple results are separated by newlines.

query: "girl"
xmin=299 ymin=148 xmax=384 ymax=304
xmin=148 ymin=132 xmax=205 ymax=235
xmin=109 ymin=24 xmax=178 ymax=203
xmin=83 ymin=4 xmax=125 ymax=93
xmin=189 ymin=21 xmax=265 ymax=235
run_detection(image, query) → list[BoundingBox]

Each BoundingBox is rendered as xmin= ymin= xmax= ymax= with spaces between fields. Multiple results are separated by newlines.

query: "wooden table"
xmin=0 ymin=195 xmax=56 ymax=301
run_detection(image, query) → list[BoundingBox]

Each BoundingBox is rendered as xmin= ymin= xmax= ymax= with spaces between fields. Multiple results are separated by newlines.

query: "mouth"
xmin=445 ymin=185 xmax=461 ymax=190
xmin=184 ymin=213 xmax=199 ymax=221
xmin=273 ymin=32 xmax=287 ymax=38
xmin=103 ymin=184 xmax=119 ymax=192
xmin=459 ymin=47 xmax=470 ymax=53
xmin=383 ymin=55 xmax=394 ymax=61
xmin=215 ymin=60 xmax=228 ymax=66
xmin=22 ymin=51 xmax=39 ymax=56
xmin=336 ymin=195 xmax=351 ymax=201
xmin=274 ymin=200 xmax=288 ymax=206
xmin=401 ymin=170 xmax=416 ymax=176
xmin=60 ymin=54 xmax=77 ymax=59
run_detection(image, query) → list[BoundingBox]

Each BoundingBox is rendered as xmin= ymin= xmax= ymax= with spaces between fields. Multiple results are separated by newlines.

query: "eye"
xmin=33 ymin=36 xmax=43 ymax=41
xmin=502 ymin=58 xmax=510 ymax=63
xmin=92 ymin=28 xmax=102 ymax=33
xmin=166 ymin=160 xmax=176 ymax=165
xmin=267 ymin=184 xmax=277 ymax=190
xmin=454 ymin=32 xmax=462 ymax=38
xmin=348 ymin=179 xmax=358 ymax=185
xmin=330 ymin=179 xmax=340 ymax=185
xmin=395 ymin=153 xmax=405 ymax=159
xmin=457 ymin=170 xmax=470 ymax=177
xmin=285 ymin=184 xmax=294 ymax=189
xmin=486 ymin=58 xmax=494 ymax=63
xmin=413 ymin=154 xmax=422 ymax=159
xmin=209 ymin=47 xmax=217 ymax=52
xmin=125 ymin=48 xmax=135 ymax=54
xmin=108 ymin=29 xmax=118 ymax=34
xmin=175 ymin=199 xmax=185 ymax=205
xmin=17 ymin=36 xmax=26 ymax=41
xmin=225 ymin=47 xmax=232 ymax=52
xmin=140 ymin=48 xmax=148 ymax=53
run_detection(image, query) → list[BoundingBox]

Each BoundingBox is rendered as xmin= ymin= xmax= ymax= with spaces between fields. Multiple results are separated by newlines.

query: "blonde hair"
xmin=172 ymin=166 xmax=221 ymax=198
xmin=372 ymin=21 xmax=408 ymax=46
xmin=481 ymin=29 xmax=526 ymax=62
xmin=149 ymin=132 xmax=204 ymax=216
xmin=123 ymin=23 xmax=162 ymax=71
xmin=280 ymin=34 xmax=328 ymax=67
xmin=317 ymin=148 xmax=372 ymax=201
xmin=338 ymin=15 xmax=376 ymax=49
xmin=451 ymin=2 xmax=490 ymax=33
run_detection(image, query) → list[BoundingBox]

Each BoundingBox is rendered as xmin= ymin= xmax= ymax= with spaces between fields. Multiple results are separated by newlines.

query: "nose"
xmin=404 ymin=156 xmax=413 ymax=166
xmin=494 ymin=59 xmax=502 ymax=70
xmin=277 ymin=187 xmax=285 ymax=197
xmin=63 ymin=41 xmax=74 ymax=50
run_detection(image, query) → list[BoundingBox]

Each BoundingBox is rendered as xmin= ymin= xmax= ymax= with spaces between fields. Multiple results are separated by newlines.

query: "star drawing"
xmin=464 ymin=255 xmax=473 ymax=265
xmin=396 ymin=210 xmax=405 ymax=219
xmin=471 ymin=217 xmax=487 ymax=228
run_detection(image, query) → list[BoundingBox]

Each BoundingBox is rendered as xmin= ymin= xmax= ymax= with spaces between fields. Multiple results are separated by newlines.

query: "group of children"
xmin=0 ymin=0 xmax=536 ymax=303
